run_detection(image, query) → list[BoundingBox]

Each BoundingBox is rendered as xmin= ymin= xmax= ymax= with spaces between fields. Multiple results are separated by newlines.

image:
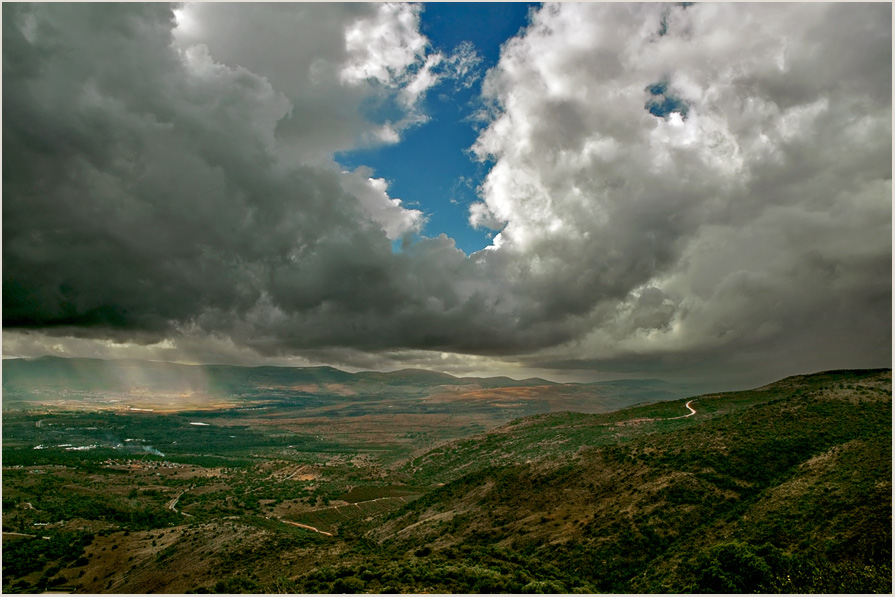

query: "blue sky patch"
xmin=335 ymin=3 xmax=538 ymax=255
xmin=645 ymin=80 xmax=690 ymax=120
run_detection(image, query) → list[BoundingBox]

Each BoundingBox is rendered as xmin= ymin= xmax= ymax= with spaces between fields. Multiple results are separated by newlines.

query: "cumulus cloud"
xmin=340 ymin=3 xmax=428 ymax=88
xmin=171 ymin=3 xmax=376 ymax=162
xmin=339 ymin=4 xmax=483 ymax=139
xmin=339 ymin=168 xmax=425 ymax=240
xmin=462 ymin=2 xmax=890 ymax=383
xmin=4 ymin=4 xmax=401 ymax=329
xmin=3 ymin=3 xmax=890 ymax=387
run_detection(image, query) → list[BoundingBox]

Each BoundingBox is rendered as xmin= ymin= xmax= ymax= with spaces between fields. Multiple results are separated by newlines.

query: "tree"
xmin=691 ymin=541 xmax=772 ymax=593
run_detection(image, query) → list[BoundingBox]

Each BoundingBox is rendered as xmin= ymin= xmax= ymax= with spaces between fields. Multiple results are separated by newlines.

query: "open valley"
xmin=2 ymin=359 xmax=890 ymax=593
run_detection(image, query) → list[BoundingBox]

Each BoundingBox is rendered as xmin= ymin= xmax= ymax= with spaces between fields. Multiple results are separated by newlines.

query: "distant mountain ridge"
xmin=1 ymin=355 xmax=685 ymax=401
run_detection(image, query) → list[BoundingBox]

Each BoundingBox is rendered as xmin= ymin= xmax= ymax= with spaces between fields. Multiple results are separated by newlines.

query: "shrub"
xmin=691 ymin=541 xmax=772 ymax=593
xmin=331 ymin=576 xmax=365 ymax=593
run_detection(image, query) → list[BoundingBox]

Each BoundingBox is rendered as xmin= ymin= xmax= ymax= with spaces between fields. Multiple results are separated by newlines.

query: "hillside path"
xmin=280 ymin=519 xmax=333 ymax=536
xmin=167 ymin=485 xmax=194 ymax=515
xmin=671 ymin=399 xmax=697 ymax=419
xmin=614 ymin=399 xmax=698 ymax=426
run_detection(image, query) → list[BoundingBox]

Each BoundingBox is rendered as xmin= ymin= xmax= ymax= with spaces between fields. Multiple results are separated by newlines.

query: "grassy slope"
xmin=318 ymin=369 xmax=892 ymax=593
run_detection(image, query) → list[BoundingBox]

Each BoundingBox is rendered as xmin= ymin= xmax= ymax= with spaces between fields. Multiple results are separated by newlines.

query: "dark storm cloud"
xmin=3 ymin=3 xmax=891 ymax=383
xmin=3 ymin=4 xmax=381 ymax=332
xmin=0 ymin=0 xmax=578 ymax=355
xmin=0 ymin=2 xmax=564 ymax=356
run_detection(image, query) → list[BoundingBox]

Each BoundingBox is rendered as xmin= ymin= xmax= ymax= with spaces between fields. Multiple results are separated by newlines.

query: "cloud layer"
xmin=3 ymin=3 xmax=890 ymax=387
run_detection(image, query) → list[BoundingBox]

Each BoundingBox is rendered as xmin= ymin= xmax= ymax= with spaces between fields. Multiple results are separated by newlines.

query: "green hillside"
xmin=307 ymin=369 xmax=892 ymax=593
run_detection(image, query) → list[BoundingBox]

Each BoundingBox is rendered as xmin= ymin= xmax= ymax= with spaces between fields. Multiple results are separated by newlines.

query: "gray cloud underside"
xmin=3 ymin=3 xmax=891 ymax=381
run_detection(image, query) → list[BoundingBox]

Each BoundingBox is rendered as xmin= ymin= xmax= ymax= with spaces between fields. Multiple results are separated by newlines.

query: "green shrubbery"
xmin=683 ymin=540 xmax=892 ymax=594
xmin=298 ymin=544 xmax=595 ymax=594
xmin=2 ymin=532 xmax=93 ymax=582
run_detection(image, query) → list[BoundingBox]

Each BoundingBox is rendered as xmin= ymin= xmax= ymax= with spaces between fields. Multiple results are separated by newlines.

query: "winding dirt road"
xmin=280 ymin=520 xmax=333 ymax=536
xmin=672 ymin=400 xmax=697 ymax=419
xmin=167 ymin=485 xmax=194 ymax=516
xmin=614 ymin=399 xmax=698 ymax=426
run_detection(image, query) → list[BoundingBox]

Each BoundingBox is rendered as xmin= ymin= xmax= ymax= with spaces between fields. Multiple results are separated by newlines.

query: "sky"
xmin=335 ymin=2 xmax=538 ymax=255
xmin=2 ymin=2 xmax=892 ymax=391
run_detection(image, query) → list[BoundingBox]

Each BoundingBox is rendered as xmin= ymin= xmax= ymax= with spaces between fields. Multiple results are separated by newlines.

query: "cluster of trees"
xmin=2 ymin=531 xmax=95 ymax=592
xmin=686 ymin=540 xmax=891 ymax=594
xmin=295 ymin=544 xmax=596 ymax=594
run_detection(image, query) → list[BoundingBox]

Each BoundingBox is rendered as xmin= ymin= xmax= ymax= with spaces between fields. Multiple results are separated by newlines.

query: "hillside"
xmin=310 ymin=369 xmax=893 ymax=593
xmin=2 ymin=368 xmax=890 ymax=593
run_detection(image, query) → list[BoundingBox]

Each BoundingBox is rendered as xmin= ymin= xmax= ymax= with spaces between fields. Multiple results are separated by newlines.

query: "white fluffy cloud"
xmin=340 ymin=3 xmax=428 ymax=88
xmin=466 ymin=4 xmax=890 ymax=374
xmin=339 ymin=168 xmax=425 ymax=240
xmin=3 ymin=3 xmax=890 ymax=388
xmin=340 ymin=4 xmax=483 ymax=134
